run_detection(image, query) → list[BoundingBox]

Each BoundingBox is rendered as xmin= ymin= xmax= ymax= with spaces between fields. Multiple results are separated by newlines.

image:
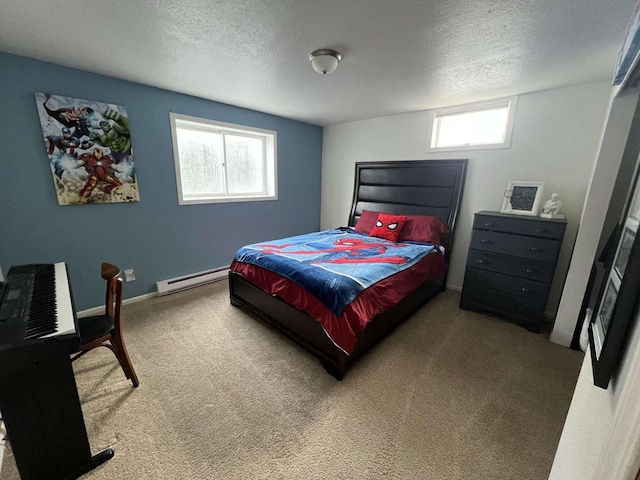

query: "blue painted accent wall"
xmin=0 ymin=52 xmax=323 ymax=310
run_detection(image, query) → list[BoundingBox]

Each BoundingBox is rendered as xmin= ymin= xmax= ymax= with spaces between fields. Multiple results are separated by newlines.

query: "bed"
xmin=229 ymin=159 xmax=467 ymax=379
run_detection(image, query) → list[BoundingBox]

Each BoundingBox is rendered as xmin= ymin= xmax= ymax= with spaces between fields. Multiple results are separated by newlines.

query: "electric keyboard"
xmin=0 ymin=261 xmax=113 ymax=479
xmin=0 ymin=262 xmax=77 ymax=350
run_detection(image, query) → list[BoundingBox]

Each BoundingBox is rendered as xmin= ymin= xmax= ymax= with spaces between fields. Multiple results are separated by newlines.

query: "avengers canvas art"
xmin=35 ymin=93 xmax=140 ymax=205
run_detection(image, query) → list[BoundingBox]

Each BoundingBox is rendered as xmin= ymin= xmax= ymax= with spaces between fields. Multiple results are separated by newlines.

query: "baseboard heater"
xmin=156 ymin=266 xmax=230 ymax=296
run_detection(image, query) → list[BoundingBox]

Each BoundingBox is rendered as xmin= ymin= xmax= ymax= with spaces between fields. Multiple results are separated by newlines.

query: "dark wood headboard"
xmin=348 ymin=159 xmax=468 ymax=261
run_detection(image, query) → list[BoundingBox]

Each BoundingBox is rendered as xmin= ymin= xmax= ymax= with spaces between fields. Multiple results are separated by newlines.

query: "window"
xmin=170 ymin=113 xmax=277 ymax=204
xmin=427 ymin=96 xmax=517 ymax=151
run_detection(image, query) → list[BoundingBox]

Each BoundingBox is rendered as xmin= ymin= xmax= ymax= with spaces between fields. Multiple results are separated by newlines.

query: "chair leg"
xmin=109 ymin=334 xmax=139 ymax=388
xmin=71 ymin=349 xmax=90 ymax=363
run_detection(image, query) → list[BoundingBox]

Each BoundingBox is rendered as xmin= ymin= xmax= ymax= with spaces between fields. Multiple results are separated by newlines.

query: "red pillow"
xmin=369 ymin=213 xmax=406 ymax=242
xmin=399 ymin=215 xmax=450 ymax=246
xmin=353 ymin=209 xmax=380 ymax=233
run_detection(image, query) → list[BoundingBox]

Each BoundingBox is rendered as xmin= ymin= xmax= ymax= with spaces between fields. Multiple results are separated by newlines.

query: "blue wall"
xmin=0 ymin=52 xmax=323 ymax=310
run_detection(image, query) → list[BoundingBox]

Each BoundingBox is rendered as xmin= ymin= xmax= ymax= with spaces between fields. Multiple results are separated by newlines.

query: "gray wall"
xmin=549 ymin=89 xmax=640 ymax=480
xmin=321 ymin=82 xmax=611 ymax=318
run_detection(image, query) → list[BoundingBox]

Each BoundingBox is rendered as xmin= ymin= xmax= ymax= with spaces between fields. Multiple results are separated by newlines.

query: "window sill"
xmin=426 ymin=142 xmax=511 ymax=153
xmin=178 ymin=194 xmax=278 ymax=205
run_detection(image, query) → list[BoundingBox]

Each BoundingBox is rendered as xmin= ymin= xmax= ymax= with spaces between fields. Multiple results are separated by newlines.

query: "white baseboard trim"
xmin=77 ymin=292 xmax=158 ymax=318
xmin=446 ymin=283 xmax=462 ymax=292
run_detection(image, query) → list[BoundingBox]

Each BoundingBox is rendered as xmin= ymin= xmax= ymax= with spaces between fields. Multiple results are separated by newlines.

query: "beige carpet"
xmin=1 ymin=282 xmax=582 ymax=479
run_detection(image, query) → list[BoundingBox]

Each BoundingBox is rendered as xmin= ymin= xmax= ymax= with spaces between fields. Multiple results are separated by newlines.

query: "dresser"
xmin=460 ymin=211 xmax=567 ymax=332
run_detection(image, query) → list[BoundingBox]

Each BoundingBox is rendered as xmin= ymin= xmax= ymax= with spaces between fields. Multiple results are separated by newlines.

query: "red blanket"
xmin=230 ymin=251 xmax=445 ymax=354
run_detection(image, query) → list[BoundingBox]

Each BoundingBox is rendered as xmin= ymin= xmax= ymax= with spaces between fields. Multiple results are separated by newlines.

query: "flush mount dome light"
xmin=309 ymin=49 xmax=342 ymax=74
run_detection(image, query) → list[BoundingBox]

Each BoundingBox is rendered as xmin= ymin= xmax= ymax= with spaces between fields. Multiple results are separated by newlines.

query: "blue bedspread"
xmin=234 ymin=229 xmax=435 ymax=317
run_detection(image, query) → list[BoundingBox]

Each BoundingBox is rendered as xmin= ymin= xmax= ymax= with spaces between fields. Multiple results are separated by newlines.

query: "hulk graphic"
xmin=90 ymin=108 xmax=132 ymax=159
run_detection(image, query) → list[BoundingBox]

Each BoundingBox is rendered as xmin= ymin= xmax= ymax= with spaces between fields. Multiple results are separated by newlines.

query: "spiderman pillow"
xmin=369 ymin=213 xmax=406 ymax=242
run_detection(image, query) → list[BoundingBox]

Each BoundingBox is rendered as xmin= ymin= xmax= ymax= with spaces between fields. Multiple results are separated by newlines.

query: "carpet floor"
xmin=1 ymin=281 xmax=582 ymax=479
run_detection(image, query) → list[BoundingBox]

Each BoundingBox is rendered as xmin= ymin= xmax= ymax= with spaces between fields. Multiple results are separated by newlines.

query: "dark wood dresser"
xmin=460 ymin=211 xmax=567 ymax=331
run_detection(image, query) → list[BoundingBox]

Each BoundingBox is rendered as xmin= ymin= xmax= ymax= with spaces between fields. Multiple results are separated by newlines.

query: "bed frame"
xmin=229 ymin=159 xmax=468 ymax=379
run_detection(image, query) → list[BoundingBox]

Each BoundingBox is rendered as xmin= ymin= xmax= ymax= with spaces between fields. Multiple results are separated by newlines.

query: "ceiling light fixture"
xmin=309 ymin=49 xmax=342 ymax=75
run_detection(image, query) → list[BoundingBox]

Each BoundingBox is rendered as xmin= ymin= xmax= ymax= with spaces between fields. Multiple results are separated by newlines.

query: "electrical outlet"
xmin=123 ymin=269 xmax=135 ymax=282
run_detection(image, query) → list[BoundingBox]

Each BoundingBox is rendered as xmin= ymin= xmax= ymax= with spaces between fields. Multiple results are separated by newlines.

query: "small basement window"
xmin=427 ymin=96 xmax=517 ymax=151
xmin=170 ymin=113 xmax=277 ymax=204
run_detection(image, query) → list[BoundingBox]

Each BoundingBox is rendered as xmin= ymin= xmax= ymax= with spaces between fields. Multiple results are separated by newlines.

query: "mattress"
xmin=230 ymin=238 xmax=445 ymax=354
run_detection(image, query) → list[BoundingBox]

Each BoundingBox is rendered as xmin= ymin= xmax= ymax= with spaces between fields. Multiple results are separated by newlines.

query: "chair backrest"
xmin=112 ymin=277 xmax=124 ymax=338
xmin=101 ymin=263 xmax=121 ymax=318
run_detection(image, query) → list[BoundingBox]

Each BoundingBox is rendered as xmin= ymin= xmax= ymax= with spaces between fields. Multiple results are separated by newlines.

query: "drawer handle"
xmin=477 ymin=259 xmax=489 ymax=265
xmin=483 ymin=222 xmax=495 ymax=227
xmin=524 ymin=268 xmax=538 ymax=274
xmin=520 ymin=287 xmax=532 ymax=293
xmin=480 ymin=239 xmax=492 ymax=244
xmin=534 ymin=228 xmax=549 ymax=233
xmin=529 ymin=247 xmax=544 ymax=252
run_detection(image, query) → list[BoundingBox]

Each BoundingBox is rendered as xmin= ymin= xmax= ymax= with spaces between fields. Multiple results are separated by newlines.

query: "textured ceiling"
xmin=0 ymin=0 xmax=636 ymax=126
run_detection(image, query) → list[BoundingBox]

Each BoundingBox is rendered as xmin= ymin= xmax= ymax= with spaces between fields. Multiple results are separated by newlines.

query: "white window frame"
xmin=426 ymin=95 xmax=518 ymax=152
xmin=170 ymin=112 xmax=278 ymax=205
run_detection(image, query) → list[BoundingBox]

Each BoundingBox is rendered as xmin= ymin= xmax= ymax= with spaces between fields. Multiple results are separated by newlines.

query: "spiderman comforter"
xmin=233 ymin=229 xmax=440 ymax=352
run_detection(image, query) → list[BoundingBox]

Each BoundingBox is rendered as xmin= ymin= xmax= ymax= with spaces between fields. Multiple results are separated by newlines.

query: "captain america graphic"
xmin=45 ymin=127 xmax=93 ymax=158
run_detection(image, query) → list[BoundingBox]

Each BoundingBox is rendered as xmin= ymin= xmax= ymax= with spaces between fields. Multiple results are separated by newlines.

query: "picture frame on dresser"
xmin=589 ymin=162 xmax=640 ymax=389
xmin=501 ymin=180 xmax=545 ymax=216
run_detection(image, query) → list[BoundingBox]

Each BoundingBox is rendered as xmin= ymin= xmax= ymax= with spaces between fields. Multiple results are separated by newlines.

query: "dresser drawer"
xmin=467 ymin=249 xmax=555 ymax=283
xmin=464 ymin=267 xmax=550 ymax=303
xmin=470 ymin=230 xmax=561 ymax=263
xmin=474 ymin=214 xmax=565 ymax=240
xmin=461 ymin=285 xmax=546 ymax=322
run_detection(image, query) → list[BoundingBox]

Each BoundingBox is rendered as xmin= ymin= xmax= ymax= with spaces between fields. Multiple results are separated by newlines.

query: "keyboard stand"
xmin=63 ymin=449 xmax=115 ymax=480
xmin=0 ymin=339 xmax=113 ymax=480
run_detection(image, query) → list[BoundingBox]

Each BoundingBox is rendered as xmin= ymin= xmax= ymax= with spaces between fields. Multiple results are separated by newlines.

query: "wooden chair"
xmin=71 ymin=263 xmax=139 ymax=387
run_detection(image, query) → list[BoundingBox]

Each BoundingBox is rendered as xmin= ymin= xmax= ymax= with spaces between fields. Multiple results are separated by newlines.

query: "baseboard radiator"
xmin=156 ymin=266 xmax=230 ymax=296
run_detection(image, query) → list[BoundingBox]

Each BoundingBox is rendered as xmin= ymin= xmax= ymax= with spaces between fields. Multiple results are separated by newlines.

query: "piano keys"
xmin=0 ymin=263 xmax=76 ymax=344
xmin=0 ymin=262 xmax=113 ymax=480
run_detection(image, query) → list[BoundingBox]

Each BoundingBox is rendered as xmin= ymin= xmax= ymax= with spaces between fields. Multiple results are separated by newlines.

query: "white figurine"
xmin=540 ymin=193 xmax=564 ymax=219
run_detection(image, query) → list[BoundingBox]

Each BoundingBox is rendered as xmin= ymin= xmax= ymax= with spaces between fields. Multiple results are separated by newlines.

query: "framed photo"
xmin=613 ymin=0 xmax=640 ymax=85
xmin=501 ymin=180 xmax=545 ymax=216
xmin=614 ymin=226 xmax=636 ymax=277
xmin=630 ymin=179 xmax=640 ymax=221
xmin=589 ymin=159 xmax=640 ymax=388
xmin=597 ymin=278 xmax=619 ymax=338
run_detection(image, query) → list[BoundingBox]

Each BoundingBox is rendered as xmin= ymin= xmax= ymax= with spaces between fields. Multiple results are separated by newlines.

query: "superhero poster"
xmin=35 ymin=93 xmax=140 ymax=205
